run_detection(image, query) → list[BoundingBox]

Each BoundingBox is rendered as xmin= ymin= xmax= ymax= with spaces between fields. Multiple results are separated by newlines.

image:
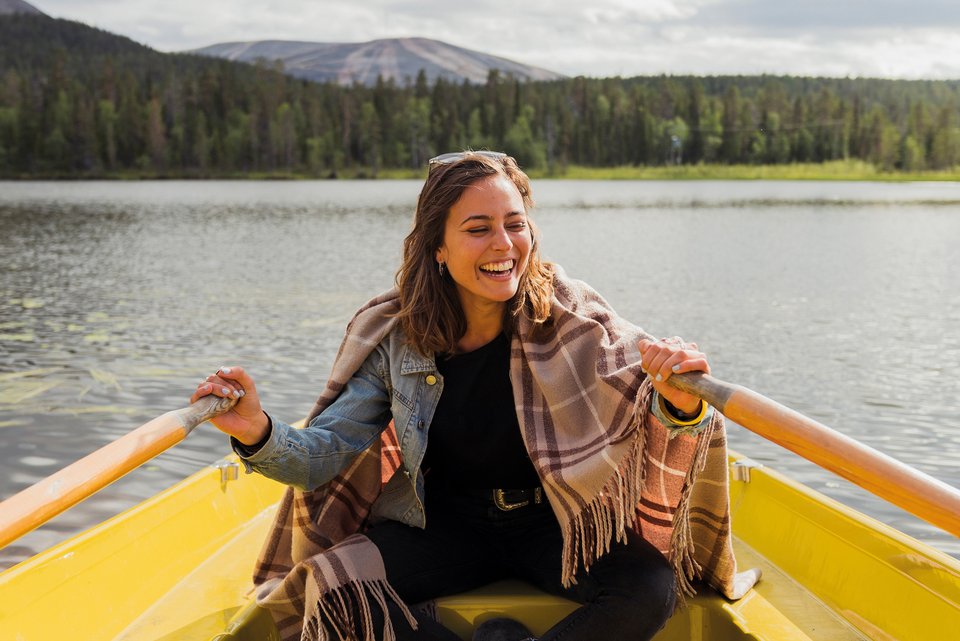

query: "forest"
xmin=2 ymin=13 xmax=960 ymax=177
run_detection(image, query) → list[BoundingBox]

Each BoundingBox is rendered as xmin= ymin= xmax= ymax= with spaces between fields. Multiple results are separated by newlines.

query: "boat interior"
xmin=4 ymin=450 xmax=958 ymax=640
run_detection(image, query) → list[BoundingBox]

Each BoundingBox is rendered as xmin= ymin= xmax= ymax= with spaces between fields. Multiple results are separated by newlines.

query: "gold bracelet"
xmin=658 ymin=394 xmax=708 ymax=427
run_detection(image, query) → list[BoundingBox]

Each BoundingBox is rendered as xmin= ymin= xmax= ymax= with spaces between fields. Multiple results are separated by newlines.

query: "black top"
xmin=422 ymin=332 xmax=541 ymax=490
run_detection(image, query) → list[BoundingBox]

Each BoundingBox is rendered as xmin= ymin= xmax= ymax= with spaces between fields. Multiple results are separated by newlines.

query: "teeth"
xmin=480 ymin=260 xmax=514 ymax=273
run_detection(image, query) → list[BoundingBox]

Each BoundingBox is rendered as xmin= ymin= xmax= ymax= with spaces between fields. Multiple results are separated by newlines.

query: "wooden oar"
xmin=0 ymin=394 xmax=235 ymax=550
xmin=669 ymin=371 xmax=960 ymax=539
xmin=2 ymin=372 xmax=958 ymax=550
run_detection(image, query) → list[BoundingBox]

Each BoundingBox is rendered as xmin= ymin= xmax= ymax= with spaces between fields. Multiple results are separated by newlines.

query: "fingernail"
xmin=232 ymin=390 xmax=240 ymax=398
xmin=201 ymin=383 xmax=210 ymax=391
xmin=672 ymin=364 xmax=681 ymax=372
xmin=221 ymin=387 xmax=230 ymax=395
xmin=239 ymin=390 xmax=245 ymax=397
xmin=655 ymin=373 xmax=663 ymax=382
xmin=221 ymin=366 xmax=232 ymax=374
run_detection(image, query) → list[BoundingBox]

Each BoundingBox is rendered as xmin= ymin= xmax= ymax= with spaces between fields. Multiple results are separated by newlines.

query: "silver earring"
xmin=438 ymin=262 xmax=446 ymax=277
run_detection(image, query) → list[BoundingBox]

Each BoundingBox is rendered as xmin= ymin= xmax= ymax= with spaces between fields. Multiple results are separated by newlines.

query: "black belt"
xmin=443 ymin=487 xmax=544 ymax=511
xmin=492 ymin=487 xmax=543 ymax=511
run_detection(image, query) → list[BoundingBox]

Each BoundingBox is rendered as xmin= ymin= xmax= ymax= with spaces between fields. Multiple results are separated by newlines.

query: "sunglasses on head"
xmin=427 ymin=151 xmax=508 ymax=167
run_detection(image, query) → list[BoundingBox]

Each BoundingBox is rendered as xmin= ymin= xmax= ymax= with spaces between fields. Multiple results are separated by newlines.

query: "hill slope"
xmin=190 ymin=37 xmax=565 ymax=86
xmin=0 ymin=13 xmax=160 ymax=71
xmin=0 ymin=0 xmax=44 ymax=15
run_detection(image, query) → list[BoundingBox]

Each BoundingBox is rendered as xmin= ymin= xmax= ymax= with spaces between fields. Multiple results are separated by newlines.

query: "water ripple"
xmin=1 ymin=179 xmax=958 ymax=570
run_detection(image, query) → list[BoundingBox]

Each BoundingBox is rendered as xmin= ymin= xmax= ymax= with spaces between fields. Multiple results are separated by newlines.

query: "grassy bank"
xmin=259 ymin=160 xmax=960 ymax=181
xmin=529 ymin=160 xmax=960 ymax=181
xmin=3 ymin=160 xmax=959 ymax=181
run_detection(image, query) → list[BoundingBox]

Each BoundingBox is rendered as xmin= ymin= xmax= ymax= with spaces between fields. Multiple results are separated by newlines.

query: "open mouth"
xmin=479 ymin=259 xmax=515 ymax=276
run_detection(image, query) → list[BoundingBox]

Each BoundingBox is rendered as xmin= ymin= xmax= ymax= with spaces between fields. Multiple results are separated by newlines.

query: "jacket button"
xmin=425 ymin=374 xmax=437 ymax=385
xmin=403 ymin=470 xmax=411 ymax=478
xmin=417 ymin=419 xmax=425 ymax=430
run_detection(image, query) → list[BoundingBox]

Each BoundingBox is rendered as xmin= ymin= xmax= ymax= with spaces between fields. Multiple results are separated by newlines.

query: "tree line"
xmin=2 ymin=14 xmax=959 ymax=176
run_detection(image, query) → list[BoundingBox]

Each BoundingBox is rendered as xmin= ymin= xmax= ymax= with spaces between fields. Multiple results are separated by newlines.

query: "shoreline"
xmin=2 ymin=161 xmax=959 ymax=182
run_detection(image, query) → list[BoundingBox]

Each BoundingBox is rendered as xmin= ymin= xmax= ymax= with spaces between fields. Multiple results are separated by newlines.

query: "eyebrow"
xmin=458 ymin=211 xmax=526 ymax=226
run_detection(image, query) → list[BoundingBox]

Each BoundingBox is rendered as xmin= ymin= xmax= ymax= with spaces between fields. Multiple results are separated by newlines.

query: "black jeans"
xmin=358 ymin=489 xmax=677 ymax=641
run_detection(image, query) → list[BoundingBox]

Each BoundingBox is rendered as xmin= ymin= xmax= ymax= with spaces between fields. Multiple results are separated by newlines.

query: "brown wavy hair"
xmin=394 ymin=152 xmax=554 ymax=356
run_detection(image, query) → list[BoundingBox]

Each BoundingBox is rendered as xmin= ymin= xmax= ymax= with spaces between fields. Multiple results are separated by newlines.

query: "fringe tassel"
xmin=560 ymin=378 xmax=653 ymax=587
xmin=413 ymin=599 xmax=439 ymax=623
xmin=302 ymin=579 xmax=418 ymax=641
xmin=667 ymin=408 xmax=723 ymax=605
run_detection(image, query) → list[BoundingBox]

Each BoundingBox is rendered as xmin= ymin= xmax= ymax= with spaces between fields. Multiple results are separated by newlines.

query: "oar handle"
xmin=0 ymin=395 xmax=236 ymax=550
xmin=670 ymin=371 xmax=960 ymax=539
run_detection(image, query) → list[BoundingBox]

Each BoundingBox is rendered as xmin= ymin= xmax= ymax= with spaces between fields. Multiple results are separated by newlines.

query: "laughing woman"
xmin=191 ymin=152 xmax=752 ymax=641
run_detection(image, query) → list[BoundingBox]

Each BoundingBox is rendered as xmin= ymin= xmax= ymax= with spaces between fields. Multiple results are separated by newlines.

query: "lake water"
xmin=1 ymin=179 xmax=959 ymax=570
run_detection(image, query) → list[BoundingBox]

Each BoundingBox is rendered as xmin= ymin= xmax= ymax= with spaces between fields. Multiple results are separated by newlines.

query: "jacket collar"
xmin=400 ymin=344 xmax=436 ymax=375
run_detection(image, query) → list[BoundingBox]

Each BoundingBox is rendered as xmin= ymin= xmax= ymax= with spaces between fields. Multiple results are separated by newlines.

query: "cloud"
xmin=691 ymin=0 xmax=960 ymax=31
xmin=30 ymin=0 xmax=960 ymax=78
xmin=520 ymin=26 xmax=960 ymax=79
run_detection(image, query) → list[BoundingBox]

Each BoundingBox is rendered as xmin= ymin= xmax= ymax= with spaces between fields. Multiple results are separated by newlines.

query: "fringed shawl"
xmin=252 ymin=268 xmax=759 ymax=641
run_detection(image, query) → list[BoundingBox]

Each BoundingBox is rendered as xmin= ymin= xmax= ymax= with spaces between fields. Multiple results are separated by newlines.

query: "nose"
xmin=492 ymin=226 xmax=513 ymax=252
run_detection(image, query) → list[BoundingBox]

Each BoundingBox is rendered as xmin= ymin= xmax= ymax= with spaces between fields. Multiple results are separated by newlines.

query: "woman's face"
xmin=435 ymin=173 xmax=533 ymax=315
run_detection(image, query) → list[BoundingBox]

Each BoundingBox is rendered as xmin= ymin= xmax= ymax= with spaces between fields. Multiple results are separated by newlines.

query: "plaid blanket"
xmin=252 ymin=269 xmax=758 ymax=641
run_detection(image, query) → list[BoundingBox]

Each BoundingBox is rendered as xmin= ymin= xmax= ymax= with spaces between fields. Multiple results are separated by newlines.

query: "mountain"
xmin=0 ymin=13 xmax=163 ymax=72
xmin=190 ymin=37 xmax=565 ymax=86
xmin=0 ymin=0 xmax=45 ymax=15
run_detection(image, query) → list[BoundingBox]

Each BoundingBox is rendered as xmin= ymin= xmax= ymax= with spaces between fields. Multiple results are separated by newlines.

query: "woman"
xmin=191 ymin=152 xmax=750 ymax=641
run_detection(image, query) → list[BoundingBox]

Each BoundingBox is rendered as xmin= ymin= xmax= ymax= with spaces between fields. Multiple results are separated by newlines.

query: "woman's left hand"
xmin=638 ymin=337 xmax=710 ymax=415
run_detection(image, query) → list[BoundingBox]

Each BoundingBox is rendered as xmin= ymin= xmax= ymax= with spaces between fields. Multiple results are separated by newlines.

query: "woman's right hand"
xmin=190 ymin=366 xmax=270 ymax=446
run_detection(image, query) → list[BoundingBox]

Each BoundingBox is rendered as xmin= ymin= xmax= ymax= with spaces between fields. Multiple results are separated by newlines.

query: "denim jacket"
xmin=234 ymin=324 xmax=713 ymax=529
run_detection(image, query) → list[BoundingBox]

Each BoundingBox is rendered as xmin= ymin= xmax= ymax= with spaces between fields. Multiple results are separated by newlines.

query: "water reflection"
xmin=1 ymin=179 xmax=959 ymax=569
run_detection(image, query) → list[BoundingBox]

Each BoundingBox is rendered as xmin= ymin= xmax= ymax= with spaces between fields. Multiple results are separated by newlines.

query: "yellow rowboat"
xmin=1 ymin=374 xmax=959 ymax=640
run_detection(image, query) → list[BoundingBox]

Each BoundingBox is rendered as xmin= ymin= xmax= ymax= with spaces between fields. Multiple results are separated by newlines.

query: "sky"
xmin=29 ymin=0 xmax=960 ymax=79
